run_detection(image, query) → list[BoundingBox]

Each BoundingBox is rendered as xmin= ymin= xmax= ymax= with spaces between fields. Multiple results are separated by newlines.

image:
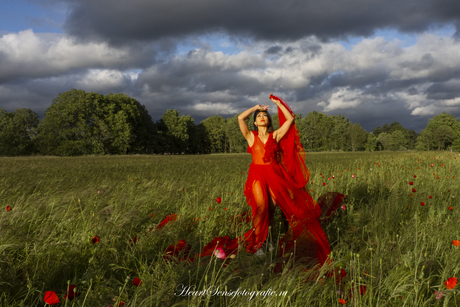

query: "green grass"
xmin=0 ymin=151 xmax=459 ymax=306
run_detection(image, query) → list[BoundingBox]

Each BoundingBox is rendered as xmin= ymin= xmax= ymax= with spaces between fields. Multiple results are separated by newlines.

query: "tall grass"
xmin=0 ymin=151 xmax=459 ymax=306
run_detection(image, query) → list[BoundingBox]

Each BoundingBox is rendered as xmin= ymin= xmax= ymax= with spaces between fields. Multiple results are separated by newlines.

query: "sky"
xmin=2 ymin=0 xmax=460 ymax=133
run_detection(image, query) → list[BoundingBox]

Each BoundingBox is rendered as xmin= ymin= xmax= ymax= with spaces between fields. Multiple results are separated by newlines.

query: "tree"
xmin=224 ymin=114 xmax=248 ymax=153
xmin=299 ymin=111 xmax=332 ymax=152
xmin=330 ymin=115 xmax=351 ymax=151
xmin=434 ymin=125 xmax=456 ymax=150
xmin=425 ymin=112 xmax=460 ymax=135
xmin=157 ymin=109 xmax=191 ymax=154
xmin=377 ymin=132 xmax=390 ymax=151
xmin=415 ymin=129 xmax=434 ymax=151
xmin=348 ymin=123 xmax=367 ymax=151
xmin=364 ymin=133 xmax=377 ymax=152
xmin=0 ymin=108 xmax=39 ymax=156
xmin=389 ymin=130 xmax=407 ymax=151
xmin=36 ymin=89 xmax=156 ymax=156
xmin=201 ymin=116 xmax=226 ymax=153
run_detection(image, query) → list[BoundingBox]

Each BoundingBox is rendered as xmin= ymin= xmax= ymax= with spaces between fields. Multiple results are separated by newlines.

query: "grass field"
xmin=1 ymin=151 xmax=459 ymax=306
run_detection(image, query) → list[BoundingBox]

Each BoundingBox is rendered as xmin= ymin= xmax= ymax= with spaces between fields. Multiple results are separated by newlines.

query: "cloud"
xmin=4 ymin=27 xmax=460 ymax=132
xmin=61 ymin=0 xmax=460 ymax=45
xmin=0 ymin=29 xmax=156 ymax=83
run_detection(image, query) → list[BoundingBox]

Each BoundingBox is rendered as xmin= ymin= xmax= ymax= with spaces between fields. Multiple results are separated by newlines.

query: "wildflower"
xmin=44 ymin=291 xmax=60 ymax=305
xmin=328 ymin=178 xmax=331 ymax=180
xmin=409 ymin=182 xmax=413 ymax=185
xmin=6 ymin=206 xmax=12 ymax=211
xmin=224 ymin=208 xmax=227 ymax=211
xmin=339 ymin=298 xmax=347 ymax=305
xmin=429 ymin=195 xmax=432 ymax=199
xmin=421 ymin=202 xmax=425 ymax=206
xmin=448 ymin=207 xmax=453 ymax=211
xmin=133 ymin=277 xmax=142 ymax=287
xmin=341 ymin=205 xmax=346 ymax=210
xmin=453 ymin=240 xmax=460 ymax=246
xmin=213 ymin=247 xmax=226 ymax=259
xmin=64 ymin=285 xmax=77 ymax=301
xmin=323 ymin=182 xmax=326 ymax=186
xmin=151 ymin=213 xmax=155 ymax=218
xmin=92 ymin=236 xmax=100 ymax=244
xmin=434 ymin=291 xmax=444 ymax=300
xmin=412 ymin=188 xmax=416 ymax=192
xmin=414 ymin=175 xmax=417 ymax=178
xmin=216 ymin=197 xmax=222 ymax=204
xmin=352 ymin=174 xmax=355 ymax=178
xmin=129 ymin=237 xmax=138 ymax=245
xmin=445 ymin=277 xmax=458 ymax=289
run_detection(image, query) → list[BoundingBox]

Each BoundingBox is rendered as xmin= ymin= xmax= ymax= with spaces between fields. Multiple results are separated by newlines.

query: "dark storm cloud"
xmin=62 ymin=0 xmax=460 ymax=45
xmin=425 ymin=79 xmax=460 ymax=100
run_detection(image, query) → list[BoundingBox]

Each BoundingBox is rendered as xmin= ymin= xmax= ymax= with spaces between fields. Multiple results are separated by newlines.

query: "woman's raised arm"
xmin=271 ymin=94 xmax=294 ymax=143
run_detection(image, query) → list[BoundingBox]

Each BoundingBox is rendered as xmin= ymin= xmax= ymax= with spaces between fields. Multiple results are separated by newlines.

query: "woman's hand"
xmin=255 ymin=104 xmax=270 ymax=111
xmin=269 ymin=92 xmax=280 ymax=105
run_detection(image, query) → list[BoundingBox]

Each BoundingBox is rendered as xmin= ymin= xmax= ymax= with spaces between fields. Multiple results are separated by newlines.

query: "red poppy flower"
xmin=118 ymin=302 xmax=125 ymax=306
xmin=64 ymin=284 xmax=77 ymax=301
xmin=448 ymin=207 xmax=453 ymax=211
xmin=322 ymin=182 xmax=326 ymax=186
xmin=409 ymin=182 xmax=413 ymax=185
xmin=44 ymin=291 xmax=60 ymax=305
xmin=224 ymin=207 xmax=227 ymax=211
xmin=414 ymin=175 xmax=416 ymax=178
xmin=92 ymin=236 xmax=100 ymax=244
xmin=360 ymin=285 xmax=367 ymax=295
xmin=339 ymin=298 xmax=347 ymax=305
xmin=429 ymin=195 xmax=432 ymax=199
xmin=411 ymin=188 xmax=416 ymax=192
xmin=133 ymin=277 xmax=142 ymax=287
xmin=453 ymin=240 xmax=460 ymax=246
xmin=6 ymin=206 xmax=12 ymax=211
xmin=216 ymin=197 xmax=222 ymax=204
xmin=445 ymin=277 xmax=457 ymax=289
xmin=420 ymin=202 xmax=425 ymax=206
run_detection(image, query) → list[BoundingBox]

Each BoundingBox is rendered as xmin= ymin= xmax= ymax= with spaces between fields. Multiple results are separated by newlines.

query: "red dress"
xmin=197 ymin=96 xmax=345 ymax=269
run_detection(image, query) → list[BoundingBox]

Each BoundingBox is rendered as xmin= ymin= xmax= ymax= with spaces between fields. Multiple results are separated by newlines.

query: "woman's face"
xmin=255 ymin=112 xmax=269 ymax=127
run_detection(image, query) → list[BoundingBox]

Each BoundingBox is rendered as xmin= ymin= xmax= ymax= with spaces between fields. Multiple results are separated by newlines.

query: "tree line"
xmin=1 ymin=89 xmax=459 ymax=156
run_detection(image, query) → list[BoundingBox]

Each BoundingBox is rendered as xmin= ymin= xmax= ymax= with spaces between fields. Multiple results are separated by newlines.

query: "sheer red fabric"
xmin=198 ymin=96 xmax=345 ymax=270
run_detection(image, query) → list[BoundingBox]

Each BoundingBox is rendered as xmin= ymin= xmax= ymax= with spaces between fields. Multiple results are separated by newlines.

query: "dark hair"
xmin=253 ymin=110 xmax=274 ymax=133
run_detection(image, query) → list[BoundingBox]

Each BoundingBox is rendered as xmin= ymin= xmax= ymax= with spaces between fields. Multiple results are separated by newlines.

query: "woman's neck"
xmin=258 ymin=127 xmax=269 ymax=136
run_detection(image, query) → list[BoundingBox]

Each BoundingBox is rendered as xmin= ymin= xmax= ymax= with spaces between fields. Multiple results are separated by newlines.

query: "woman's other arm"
xmin=271 ymin=94 xmax=294 ymax=143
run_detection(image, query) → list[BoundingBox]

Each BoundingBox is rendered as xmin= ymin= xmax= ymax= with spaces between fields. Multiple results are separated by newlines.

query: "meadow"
xmin=0 ymin=151 xmax=459 ymax=306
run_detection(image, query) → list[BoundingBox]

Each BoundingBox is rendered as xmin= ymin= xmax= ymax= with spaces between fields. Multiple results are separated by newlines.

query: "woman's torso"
xmin=248 ymin=131 xmax=279 ymax=165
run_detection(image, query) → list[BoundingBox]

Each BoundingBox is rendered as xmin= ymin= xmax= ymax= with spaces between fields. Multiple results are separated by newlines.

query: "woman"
xmin=236 ymin=93 xmax=333 ymax=267
xmin=165 ymin=94 xmax=345 ymax=271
